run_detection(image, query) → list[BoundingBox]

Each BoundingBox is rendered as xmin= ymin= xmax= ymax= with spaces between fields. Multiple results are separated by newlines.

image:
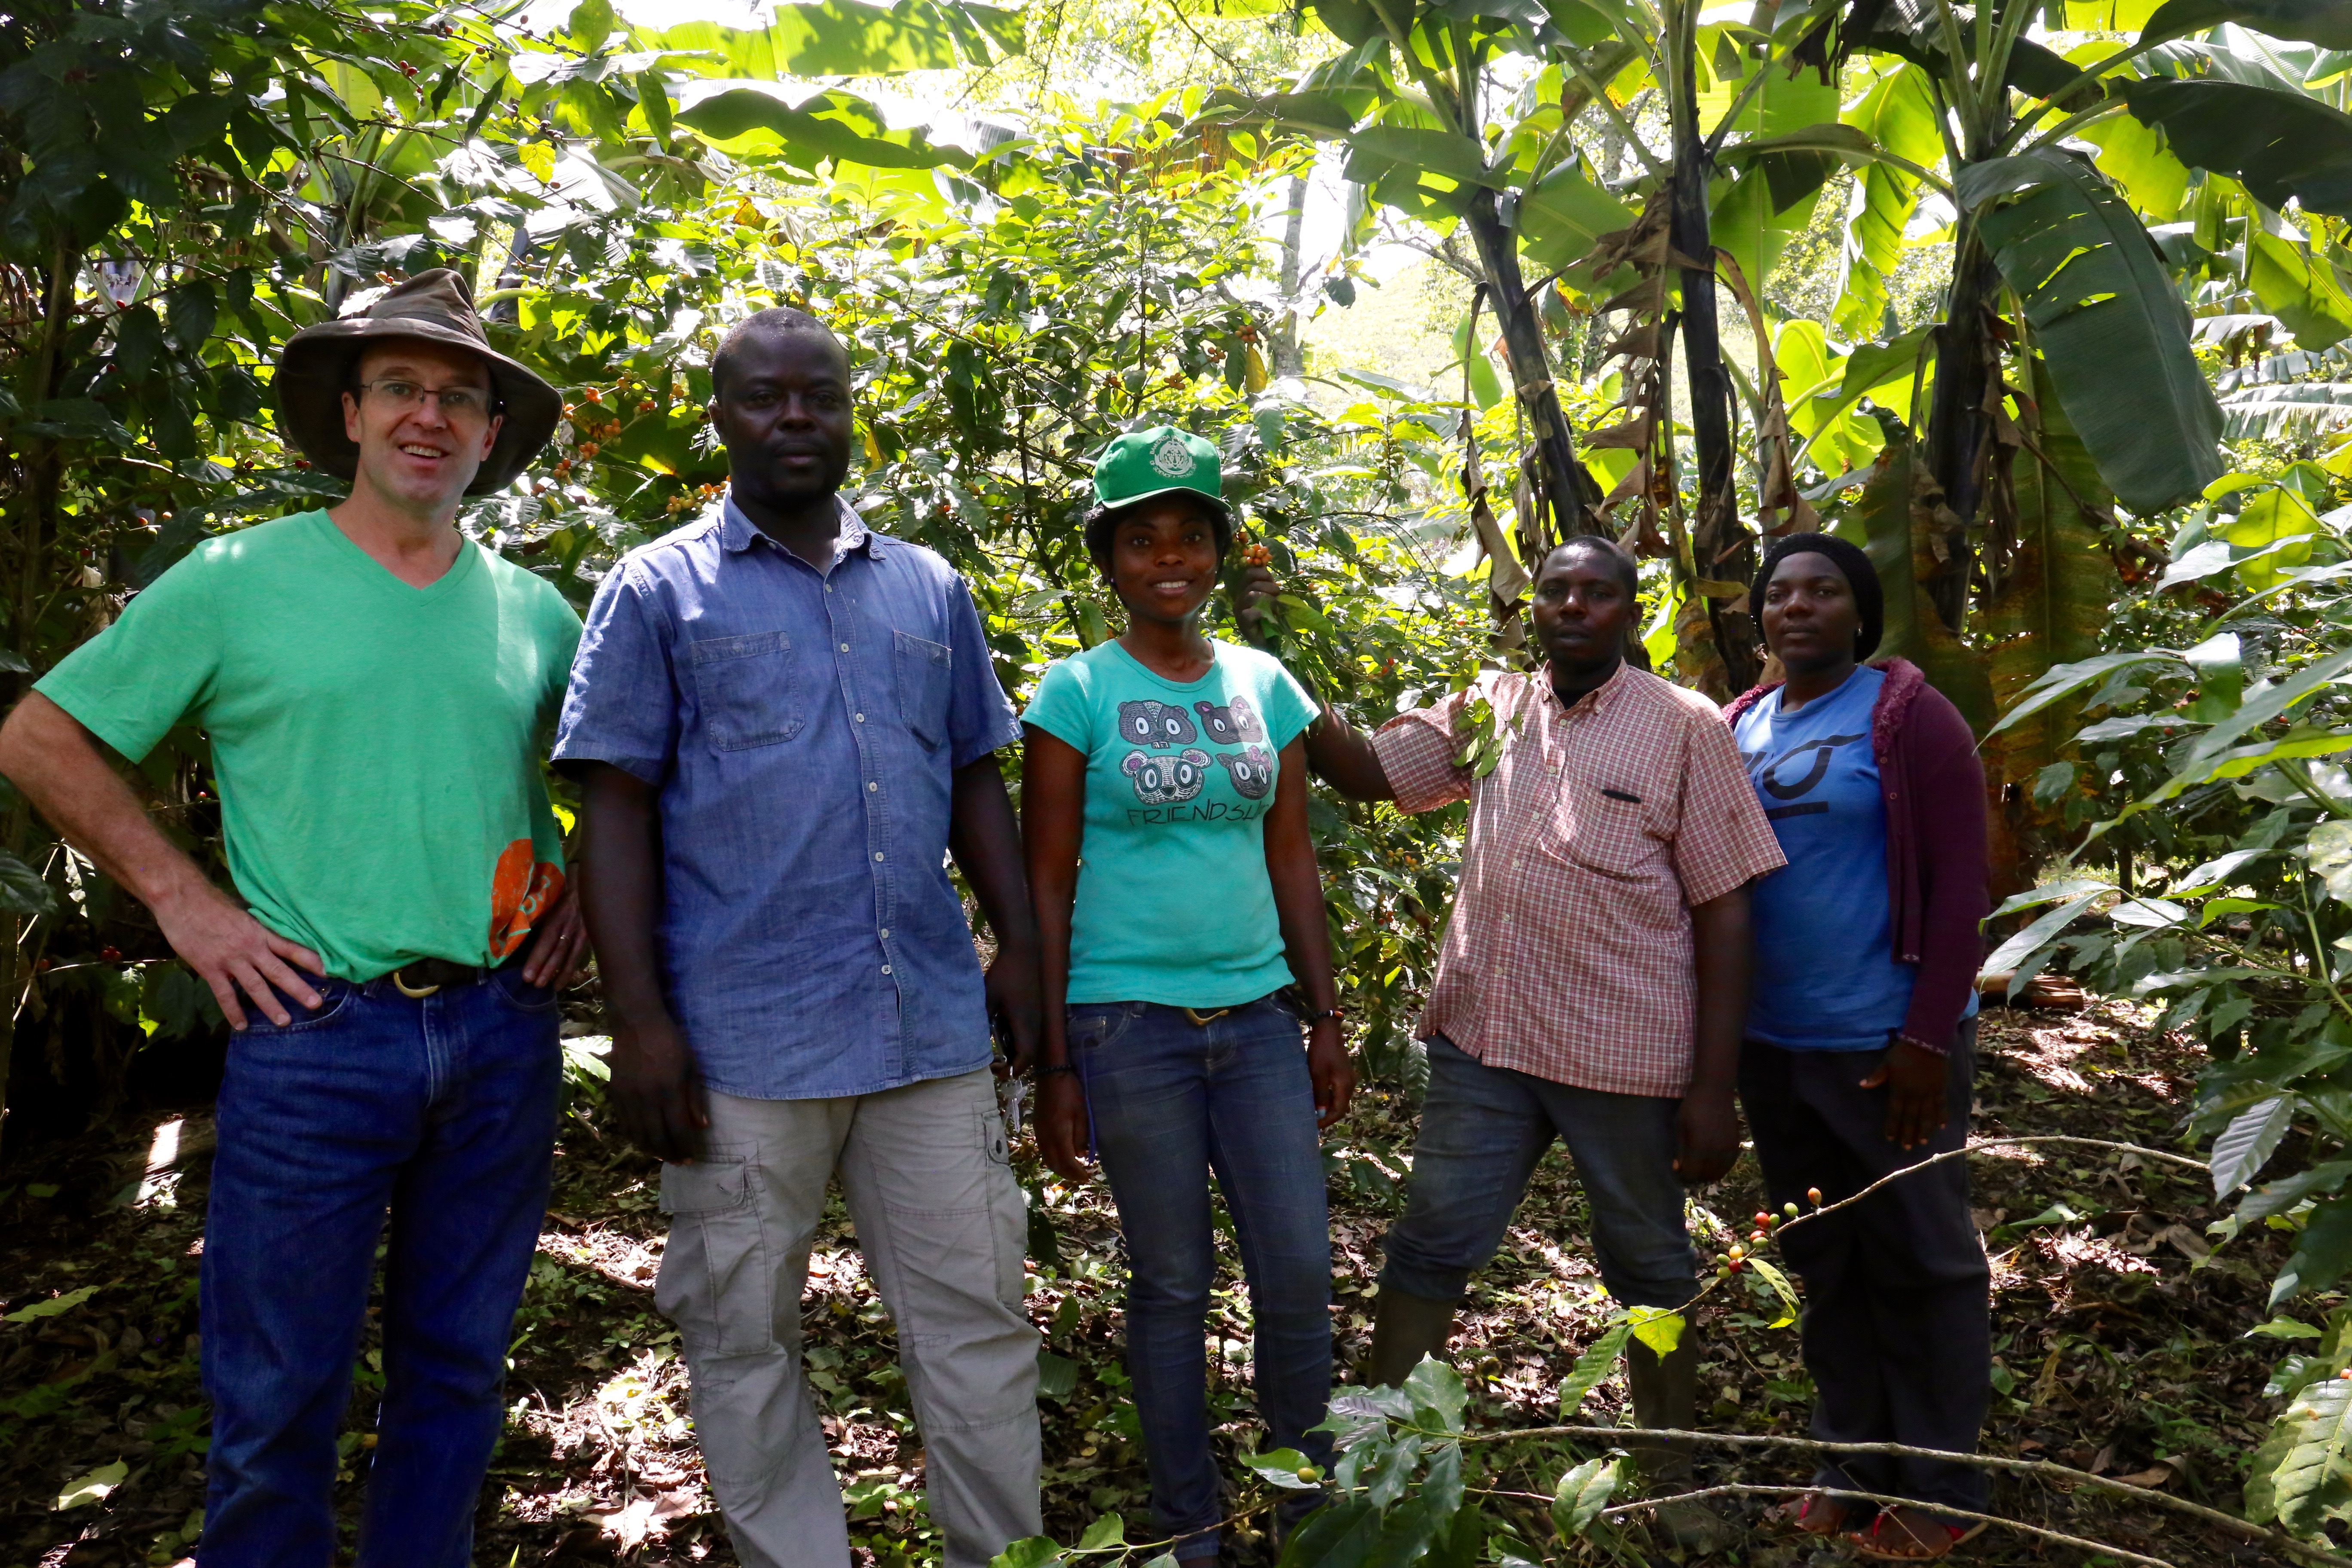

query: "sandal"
xmin=1849 ymin=1508 xmax=1990 ymax=1561
xmin=1776 ymin=1490 xmax=1854 ymax=1536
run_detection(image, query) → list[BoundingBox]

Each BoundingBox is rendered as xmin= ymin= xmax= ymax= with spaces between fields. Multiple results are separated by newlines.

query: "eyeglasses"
xmin=352 ymin=379 xmax=499 ymax=419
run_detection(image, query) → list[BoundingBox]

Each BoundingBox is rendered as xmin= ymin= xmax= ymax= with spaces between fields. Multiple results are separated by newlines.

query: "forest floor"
xmin=0 ymin=998 xmax=2320 ymax=1568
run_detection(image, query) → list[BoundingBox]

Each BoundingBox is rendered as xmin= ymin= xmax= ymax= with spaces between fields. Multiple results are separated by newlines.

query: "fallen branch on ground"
xmin=1446 ymin=1422 xmax=2342 ymax=1567
xmin=1610 ymin=1482 xmax=2174 ymax=1568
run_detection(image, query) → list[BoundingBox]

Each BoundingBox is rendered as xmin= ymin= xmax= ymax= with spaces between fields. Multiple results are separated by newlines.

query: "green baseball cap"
xmin=1091 ymin=425 xmax=1228 ymax=515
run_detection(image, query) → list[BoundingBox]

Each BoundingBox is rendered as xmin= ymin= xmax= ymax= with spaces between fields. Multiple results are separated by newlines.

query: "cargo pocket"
xmin=654 ymin=1144 xmax=770 ymax=1355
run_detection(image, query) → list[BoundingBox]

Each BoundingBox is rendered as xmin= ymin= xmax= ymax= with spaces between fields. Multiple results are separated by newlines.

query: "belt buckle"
xmin=392 ymin=966 xmax=441 ymax=999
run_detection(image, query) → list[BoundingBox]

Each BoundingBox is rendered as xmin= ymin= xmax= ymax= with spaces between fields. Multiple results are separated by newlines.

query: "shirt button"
xmin=882 ymin=964 xmax=892 ymax=976
xmin=874 ymin=851 xmax=885 ymax=861
xmin=839 ymin=642 xmax=850 ymax=652
xmin=854 ymin=713 xmax=865 ymax=723
xmin=868 ymin=781 xmax=879 ymax=792
xmin=880 ymin=928 xmax=890 ymax=939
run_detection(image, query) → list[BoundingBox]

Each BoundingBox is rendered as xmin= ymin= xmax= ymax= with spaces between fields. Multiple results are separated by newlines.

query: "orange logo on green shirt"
xmin=488 ymin=838 xmax=564 ymax=961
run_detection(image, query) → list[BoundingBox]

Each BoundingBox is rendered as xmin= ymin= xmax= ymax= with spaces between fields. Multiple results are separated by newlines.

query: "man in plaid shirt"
xmin=1245 ymin=537 xmax=1782 ymax=1520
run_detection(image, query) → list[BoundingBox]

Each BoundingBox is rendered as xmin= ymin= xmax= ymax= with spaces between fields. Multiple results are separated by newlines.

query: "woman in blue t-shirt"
xmin=1725 ymin=534 xmax=1992 ymax=1562
xmin=1022 ymin=426 xmax=1354 ymax=1563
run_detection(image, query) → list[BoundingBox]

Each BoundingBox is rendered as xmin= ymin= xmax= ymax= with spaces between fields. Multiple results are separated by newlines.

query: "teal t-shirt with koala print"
xmin=1023 ymin=638 xmax=1319 ymax=1007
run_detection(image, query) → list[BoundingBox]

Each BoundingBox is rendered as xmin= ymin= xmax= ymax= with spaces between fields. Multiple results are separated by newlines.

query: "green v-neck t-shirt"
xmin=37 ymin=511 xmax=583 ymax=981
xmin=1022 ymin=638 xmax=1317 ymax=1008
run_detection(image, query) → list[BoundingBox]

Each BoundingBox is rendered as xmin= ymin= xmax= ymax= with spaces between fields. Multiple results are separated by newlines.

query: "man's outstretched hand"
xmin=154 ymin=878 xmax=324 ymax=1030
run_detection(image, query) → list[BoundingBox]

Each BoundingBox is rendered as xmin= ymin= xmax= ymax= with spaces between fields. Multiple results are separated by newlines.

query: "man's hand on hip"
xmin=1672 ymin=1083 xmax=1741 ymax=1186
xmin=153 ymin=879 xmax=324 ymax=1030
xmin=609 ymin=1014 xmax=710 ymax=1164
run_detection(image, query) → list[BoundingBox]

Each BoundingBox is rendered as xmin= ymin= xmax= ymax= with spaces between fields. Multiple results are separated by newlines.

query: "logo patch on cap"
xmin=1149 ymin=431 xmax=1197 ymax=478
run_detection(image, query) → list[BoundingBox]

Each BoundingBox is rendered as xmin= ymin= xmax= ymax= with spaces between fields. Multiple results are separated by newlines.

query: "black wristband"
xmin=1035 ymin=1063 xmax=1077 ymax=1079
xmin=1305 ymin=1006 xmax=1344 ymax=1025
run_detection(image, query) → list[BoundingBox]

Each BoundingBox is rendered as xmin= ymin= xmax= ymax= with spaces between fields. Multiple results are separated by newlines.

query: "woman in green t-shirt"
xmin=1023 ymin=426 xmax=1354 ymax=1562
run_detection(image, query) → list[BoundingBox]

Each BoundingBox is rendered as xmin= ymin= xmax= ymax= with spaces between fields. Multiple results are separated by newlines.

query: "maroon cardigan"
xmin=1724 ymin=658 xmax=1989 ymax=1053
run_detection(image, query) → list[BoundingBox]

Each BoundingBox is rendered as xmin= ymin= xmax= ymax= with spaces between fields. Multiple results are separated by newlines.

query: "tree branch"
xmin=1617 ymin=1481 xmax=2184 ymax=1567
xmin=1445 ymin=1425 xmax=2340 ymax=1566
xmin=1774 ymin=1135 xmax=2208 ymax=1239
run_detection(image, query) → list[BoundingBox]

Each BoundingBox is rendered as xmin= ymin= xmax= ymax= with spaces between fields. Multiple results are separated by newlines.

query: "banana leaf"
xmin=2123 ymin=78 xmax=2352 ymax=220
xmin=2142 ymin=0 xmax=2352 ymax=49
xmin=1960 ymin=147 xmax=2222 ymax=512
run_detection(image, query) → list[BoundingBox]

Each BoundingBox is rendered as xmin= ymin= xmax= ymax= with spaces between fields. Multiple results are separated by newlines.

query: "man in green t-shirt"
xmin=0 ymin=270 xmax=584 ymax=1568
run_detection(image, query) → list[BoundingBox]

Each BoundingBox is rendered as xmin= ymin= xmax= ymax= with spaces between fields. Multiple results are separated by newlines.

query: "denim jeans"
xmin=1070 ymin=995 xmax=1335 ymax=1559
xmin=1739 ymin=1021 xmax=1990 ymax=1516
xmin=198 ymin=965 xmax=561 ymax=1568
xmin=1380 ymin=1034 xmax=1697 ymax=1309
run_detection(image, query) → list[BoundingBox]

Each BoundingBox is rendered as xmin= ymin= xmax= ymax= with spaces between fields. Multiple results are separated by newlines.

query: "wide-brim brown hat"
xmin=276 ymin=268 xmax=560 ymax=496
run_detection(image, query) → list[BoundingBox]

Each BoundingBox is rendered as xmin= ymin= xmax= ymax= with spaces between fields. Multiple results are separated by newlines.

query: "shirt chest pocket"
xmin=1547 ymin=775 xmax=1665 ymax=881
xmin=894 ymin=629 xmax=952 ymax=751
xmin=690 ymin=630 xmax=805 ymax=752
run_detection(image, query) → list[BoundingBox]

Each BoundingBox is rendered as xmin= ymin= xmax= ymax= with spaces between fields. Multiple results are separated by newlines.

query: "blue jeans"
xmin=1380 ymin=1034 xmax=1697 ymax=1310
xmin=198 ymin=966 xmax=561 ymax=1568
xmin=1070 ymin=996 xmax=1335 ymax=1558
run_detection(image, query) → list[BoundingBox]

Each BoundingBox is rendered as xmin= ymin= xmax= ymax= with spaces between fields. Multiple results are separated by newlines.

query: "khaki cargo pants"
xmin=655 ymin=1068 xmax=1041 ymax=1568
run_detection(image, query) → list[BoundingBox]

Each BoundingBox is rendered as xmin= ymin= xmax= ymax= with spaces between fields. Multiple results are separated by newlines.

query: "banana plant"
xmin=1219 ymin=0 xmax=1878 ymax=689
xmin=1757 ymin=1 xmax=2352 ymax=885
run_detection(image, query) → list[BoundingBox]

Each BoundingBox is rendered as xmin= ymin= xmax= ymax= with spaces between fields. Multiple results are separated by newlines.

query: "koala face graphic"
xmin=1193 ymin=692 xmax=1266 ymax=746
xmin=1214 ymin=744 xmax=1274 ymax=799
xmin=1117 ymin=699 xmax=1198 ymax=748
xmin=1123 ymin=747 xmax=1211 ymax=805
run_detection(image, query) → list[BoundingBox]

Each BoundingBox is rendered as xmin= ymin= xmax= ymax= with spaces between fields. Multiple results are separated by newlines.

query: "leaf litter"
xmin=0 ymin=999 xmax=2320 ymax=1566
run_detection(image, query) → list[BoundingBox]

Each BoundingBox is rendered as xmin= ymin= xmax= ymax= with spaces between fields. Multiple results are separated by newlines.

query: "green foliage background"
xmin=7 ymin=0 xmax=2352 ymax=1553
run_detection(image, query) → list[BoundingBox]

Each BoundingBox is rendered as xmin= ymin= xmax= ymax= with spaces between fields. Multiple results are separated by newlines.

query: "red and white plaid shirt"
xmin=1373 ymin=663 xmax=1784 ymax=1097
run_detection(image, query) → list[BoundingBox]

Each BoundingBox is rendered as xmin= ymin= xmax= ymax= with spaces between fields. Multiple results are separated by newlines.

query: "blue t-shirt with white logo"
xmin=1735 ymin=666 xmax=1968 ymax=1050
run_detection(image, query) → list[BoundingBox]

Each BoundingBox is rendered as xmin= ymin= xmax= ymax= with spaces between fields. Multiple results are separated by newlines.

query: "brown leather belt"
xmin=389 ymin=957 xmax=490 ymax=998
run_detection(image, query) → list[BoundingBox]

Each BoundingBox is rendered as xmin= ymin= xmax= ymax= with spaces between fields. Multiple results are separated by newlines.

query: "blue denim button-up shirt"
xmin=553 ymin=497 xmax=1021 ymax=1099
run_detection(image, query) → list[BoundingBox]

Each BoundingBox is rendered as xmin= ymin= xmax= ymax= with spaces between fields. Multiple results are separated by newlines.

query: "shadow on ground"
xmin=0 ymin=1001 xmax=2303 ymax=1565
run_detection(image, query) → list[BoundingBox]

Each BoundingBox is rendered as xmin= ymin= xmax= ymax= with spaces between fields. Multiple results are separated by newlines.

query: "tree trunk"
xmin=1669 ymin=22 xmax=1758 ymax=692
xmin=1924 ymin=229 xmax=2000 ymax=633
xmin=1272 ymin=175 xmax=1308 ymax=379
xmin=1461 ymin=190 xmax=1597 ymax=548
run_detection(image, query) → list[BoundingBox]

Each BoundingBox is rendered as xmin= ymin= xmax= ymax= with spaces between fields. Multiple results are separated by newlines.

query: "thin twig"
xmin=1606 ymin=1482 xmax=2182 ymax=1568
xmin=1445 ymin=1423 xmax=2331 ymax=1565
xmin=1774 ymin=1136 xmax=2207 ymax=1238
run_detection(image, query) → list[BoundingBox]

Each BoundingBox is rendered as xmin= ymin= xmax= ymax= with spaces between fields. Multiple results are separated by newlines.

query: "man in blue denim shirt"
xmin=555 ymin=309 xmax=1044 ymax=1568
